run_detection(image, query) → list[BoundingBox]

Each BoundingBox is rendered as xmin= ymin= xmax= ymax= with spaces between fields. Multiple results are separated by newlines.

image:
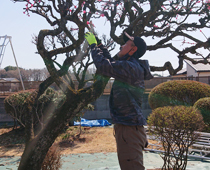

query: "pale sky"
xmin=1 ymin=0 xmax=209 ymax=76
xmin=0 ymin=0 xmax=51 ymax=69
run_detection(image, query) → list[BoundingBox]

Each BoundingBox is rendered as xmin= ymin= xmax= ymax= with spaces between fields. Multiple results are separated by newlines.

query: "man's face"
xmin=118 ymin=40 xmax=137 ymax=58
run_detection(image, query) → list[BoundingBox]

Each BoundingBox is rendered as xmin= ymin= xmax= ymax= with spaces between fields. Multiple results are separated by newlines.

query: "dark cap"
xmin=123 ymin=32 xmax=147 ymax=58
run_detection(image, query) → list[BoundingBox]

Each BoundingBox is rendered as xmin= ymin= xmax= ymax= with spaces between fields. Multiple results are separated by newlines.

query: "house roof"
xmin=184 ymin=59 xmax=210 ymax=72
xmin=0 ymin=78 xmax=19 ymax=82
xmin=176 ymin=68 xmax=187 ymax=75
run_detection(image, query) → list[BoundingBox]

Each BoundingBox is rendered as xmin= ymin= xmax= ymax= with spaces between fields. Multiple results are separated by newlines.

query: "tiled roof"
xmin=176 ymin=68 xmax=187 ymax=75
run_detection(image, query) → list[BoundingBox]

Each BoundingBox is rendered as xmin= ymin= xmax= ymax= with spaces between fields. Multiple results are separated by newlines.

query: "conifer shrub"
xmin=149 ymin=80 xmax=210 ymax=110
xmin=4 ymin=88 xmax=65 ymax=128
xmin=147 ymin=106 xmax=204 ymax=170
xmin=194 ymin=97 xmax=210 ymax=131
xmin=4 ymin=89 xmax=34 ymax=127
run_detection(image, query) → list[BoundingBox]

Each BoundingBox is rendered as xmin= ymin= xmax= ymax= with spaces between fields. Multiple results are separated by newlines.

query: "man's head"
xmin=118 ymin=40 xmax=137 ymax=58
xmin=119 ymin=32 xmax=147 ymax=59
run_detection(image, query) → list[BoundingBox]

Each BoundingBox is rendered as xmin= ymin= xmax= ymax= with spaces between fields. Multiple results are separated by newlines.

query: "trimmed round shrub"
xmin=148 ymin=106 xmax=204 ymax=132
xmin=147 ymin=106 xmax=204 ymax=169
xmin=149 ymin=80 xmax=210 ymax=110
xmin=194 ymin=97 xmax=210 ymax=127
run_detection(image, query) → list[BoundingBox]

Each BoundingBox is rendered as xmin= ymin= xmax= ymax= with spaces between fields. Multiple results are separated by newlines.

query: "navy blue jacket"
xmin=91 ymin=44 xmax=153 ymax=126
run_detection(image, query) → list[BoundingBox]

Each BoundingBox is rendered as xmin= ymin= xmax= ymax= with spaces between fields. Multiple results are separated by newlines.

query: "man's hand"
xmin=95 ymin=36 xmax=102 ymax=46
xmin=85 ymin=32 xmax=97 ymax=46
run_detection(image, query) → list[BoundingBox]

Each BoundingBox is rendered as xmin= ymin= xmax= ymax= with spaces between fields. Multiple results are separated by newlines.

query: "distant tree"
xmin=4 ymin=66 xmax=22 ymax=71
xmin=6 ymin=70 xmax=22 ymax=80
xmin=28 ymin=68 xmax=50 ymax=81
xmin=41 ymin=68 xmax=50 ymax=80
xmin=0 ymin=66 xmax=49 ymax=81
xmin=0 ymin=69 xmax=7 ymax=78
xmin=20 ymin=69 xmax=31 ymax=81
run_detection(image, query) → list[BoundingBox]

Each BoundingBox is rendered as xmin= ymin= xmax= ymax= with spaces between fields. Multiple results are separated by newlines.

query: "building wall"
xmin=199 ymin=72 xmax=210 ymax=76
xmin=83 ymin=93 xmax=152 ymax=121
xmin=187 ymin=64 xmax=198 ymax=77
xmin=186 ymin=64 xmax=210 ymax=77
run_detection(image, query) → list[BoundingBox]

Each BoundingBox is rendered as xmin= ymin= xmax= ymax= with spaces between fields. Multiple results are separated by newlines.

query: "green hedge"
xmin=4 ymin=88 xmax=66 ymax=127
xmin=148 ymin=80 xmax=210 ymax=110
xmin=4 ymin=89 xmax=33 ymax=126
xmin=194 ymin=97 xmax=210 ymax=127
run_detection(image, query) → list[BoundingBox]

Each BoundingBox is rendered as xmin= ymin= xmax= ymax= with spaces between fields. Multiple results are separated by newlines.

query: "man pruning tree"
xmin=85 ymin=31 xmax=153 ymax=170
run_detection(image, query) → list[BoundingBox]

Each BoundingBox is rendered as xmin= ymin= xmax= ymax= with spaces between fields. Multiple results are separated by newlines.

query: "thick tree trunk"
xmin=18 ymin=121 xmax=66 ymax=170
xmin=18 ymin=99 xmax=85 ymax=170
xmin=18 ymin=76 xmax=109 ymax=170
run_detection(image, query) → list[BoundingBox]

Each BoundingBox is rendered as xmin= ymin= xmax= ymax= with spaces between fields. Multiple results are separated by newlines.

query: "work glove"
xmin=85 ymin=32 xmax=97 ymax=46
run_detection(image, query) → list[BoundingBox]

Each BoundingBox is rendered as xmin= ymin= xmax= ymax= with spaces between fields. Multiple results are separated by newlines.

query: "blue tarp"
xmin=74 ymin=118 xmax=111 ymax=127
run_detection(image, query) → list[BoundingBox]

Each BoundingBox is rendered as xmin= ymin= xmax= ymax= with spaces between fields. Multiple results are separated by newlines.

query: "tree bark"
xmin=18 ymin=76 xmax=109 ymax=170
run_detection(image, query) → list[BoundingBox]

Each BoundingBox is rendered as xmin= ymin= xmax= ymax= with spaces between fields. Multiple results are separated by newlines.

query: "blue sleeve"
xmin=90 ymin=44 xmax=136 ymax=83
xmin=93 ymin=44 xmax=114 ymax=62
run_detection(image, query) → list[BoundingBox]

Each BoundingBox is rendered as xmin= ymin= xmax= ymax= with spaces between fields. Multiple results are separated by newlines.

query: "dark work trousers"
xmin=114 ymin=124 xmax=147 ymax=170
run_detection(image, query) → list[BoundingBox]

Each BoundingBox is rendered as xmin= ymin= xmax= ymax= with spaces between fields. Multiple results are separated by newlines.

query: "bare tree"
xmin=91 ymin=0 xmax=210 ymax=75
xmin=28 ymin=68 xmax=50 ymax=81
xmin=6 ymin=69 xmax=30 ymax=81
xmin=0 ymin=69 xmax=8 ymax=78
xmin=0 ymin=67 xmax=49 ymax=81
xmin=11 ymin=0 xmax=210 ymax=169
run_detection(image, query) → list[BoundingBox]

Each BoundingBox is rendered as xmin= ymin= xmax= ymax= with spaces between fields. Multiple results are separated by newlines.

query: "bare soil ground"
xmin=0 ymin=126 xmax=156 ymax=157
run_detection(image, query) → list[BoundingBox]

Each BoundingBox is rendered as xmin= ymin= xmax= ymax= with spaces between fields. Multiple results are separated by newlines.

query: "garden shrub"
xmin=149 ymin=80 xmax=210 ymax=110
xmin=194 ymin=97 xmax=210 ymax=131
xmin=147 ymin=106 xmax=204 ymax=170
xmin=4 ymin=87 xmax=66 ymax=128
xmin=4 ymin=89 xmax=34 ymax=127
